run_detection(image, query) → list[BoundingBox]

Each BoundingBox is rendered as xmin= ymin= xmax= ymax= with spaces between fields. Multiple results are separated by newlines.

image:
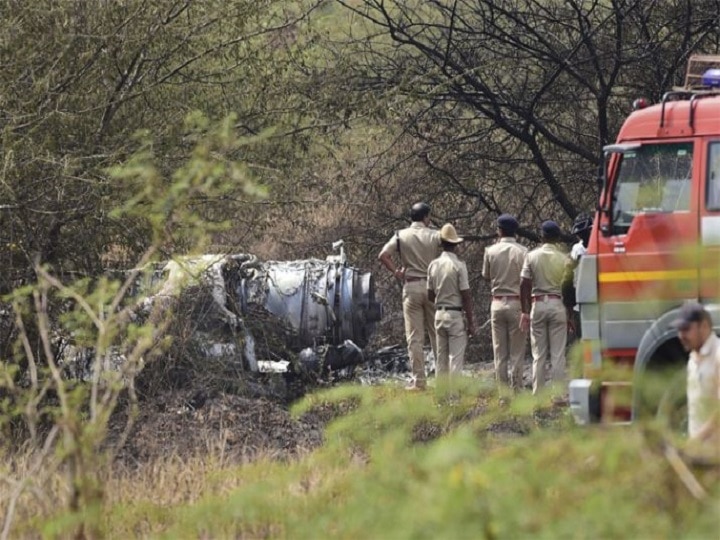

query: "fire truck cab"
xmin=570 ymin=56 xmax=720 ymax=425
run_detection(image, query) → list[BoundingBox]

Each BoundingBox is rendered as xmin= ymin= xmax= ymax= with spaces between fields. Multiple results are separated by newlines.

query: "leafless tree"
xmin=336 ymin=0 xmax=720 ymax=234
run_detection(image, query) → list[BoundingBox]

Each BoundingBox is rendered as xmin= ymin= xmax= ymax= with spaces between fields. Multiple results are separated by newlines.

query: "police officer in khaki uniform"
xmin=482 ymin=214 xmax=528 ymax=389
xmin=427 ymin=224 xmax=475 ymax=376
xmin=519 ymin=221 xmax=568 ymax=394
xmin=379 ymin=202 xmax=441 ymax=390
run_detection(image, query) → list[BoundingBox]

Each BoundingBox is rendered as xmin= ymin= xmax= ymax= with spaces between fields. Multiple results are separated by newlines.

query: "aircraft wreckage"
xmin=109 ymin=242 xmax=384 ymax=377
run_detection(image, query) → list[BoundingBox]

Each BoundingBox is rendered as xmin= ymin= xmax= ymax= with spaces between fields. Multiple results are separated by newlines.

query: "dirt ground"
xmin=112 ymin=392 xmax=312 ymax=465
xmin=110 ymin=381 xmax=358 ymax=466
xmin=108 ymin=352 xmax=555 ymax=467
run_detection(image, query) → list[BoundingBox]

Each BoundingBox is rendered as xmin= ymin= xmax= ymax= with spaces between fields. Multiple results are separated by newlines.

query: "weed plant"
xmin=6 ymin=380 xmax=714 ymax=539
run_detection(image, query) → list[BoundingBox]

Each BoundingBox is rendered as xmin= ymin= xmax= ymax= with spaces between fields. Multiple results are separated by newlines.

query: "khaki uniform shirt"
xmin=427 ymin=251 xmax=470 ymax=308
xmin=482 ymin=238 xmax=528 ymax=295
xmin=380 ymin=222 xmax=441 ymax=279
xmin=521 ymin=243 xmax=567 ymax=296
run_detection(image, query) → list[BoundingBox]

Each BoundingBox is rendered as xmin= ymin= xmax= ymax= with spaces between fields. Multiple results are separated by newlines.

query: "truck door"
xmin=700 ymin=140 xmax=720 ymax=301
xmin=598 ymin=141 xmax=699 ymax=349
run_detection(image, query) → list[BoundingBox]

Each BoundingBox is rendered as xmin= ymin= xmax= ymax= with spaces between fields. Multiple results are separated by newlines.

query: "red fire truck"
xmin=569 ymin=55 xmax=720 ymax=425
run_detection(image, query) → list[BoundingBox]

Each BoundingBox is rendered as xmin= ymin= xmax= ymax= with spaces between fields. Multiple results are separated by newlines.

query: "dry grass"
xmin=2 ymin=382 xmax=718 ymax=539
xmin=0 ymin=439 xmax=303 ymax=539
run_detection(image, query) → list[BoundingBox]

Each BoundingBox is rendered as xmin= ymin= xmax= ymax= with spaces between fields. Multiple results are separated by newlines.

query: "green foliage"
xmin=1 ymin=1 xmax=719 ymax=537
xmin=0 ymin=112 xmax=264 ymax=537
xmin=63 ymin=382 xmax=717 ymax=539
xmin=0 ymin=0 xmax=322 ymax=288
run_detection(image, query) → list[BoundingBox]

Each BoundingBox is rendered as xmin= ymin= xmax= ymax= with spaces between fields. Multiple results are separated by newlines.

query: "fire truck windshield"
xmin=611 ymin=142 xmax=693 ymax=234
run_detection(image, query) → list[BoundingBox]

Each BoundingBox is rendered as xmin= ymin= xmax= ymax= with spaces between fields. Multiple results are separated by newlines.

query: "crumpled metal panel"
xmin=58 ymin=246 xmax=382 ymax=377
xmin=153 ymin=247 xmax=382 ymax=373
xmin=235 ymin=257 xmax=381 ymax=352
xmin=225 ymin=248 xmax=382 ymax=375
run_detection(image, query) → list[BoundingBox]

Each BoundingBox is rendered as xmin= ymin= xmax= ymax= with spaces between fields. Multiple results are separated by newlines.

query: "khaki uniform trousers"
xmin=530 ymin=297 xmax=567 ymax=394
xmin=402 ymin=280 xmax=437 ymax=387
xmin=490 ymin=298 xmax=526 ymax=389
xmin=434 ymin=310 xmax=467 ymax=376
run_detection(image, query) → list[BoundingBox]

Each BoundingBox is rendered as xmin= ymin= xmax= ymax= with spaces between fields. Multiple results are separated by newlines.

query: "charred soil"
xmin=107 ymin=353 xmax=563 ymax=468
xmin=110 ymin=389 xmax=328 ymax=466
xmin=108 ymin=363 xmax=358 ymax=466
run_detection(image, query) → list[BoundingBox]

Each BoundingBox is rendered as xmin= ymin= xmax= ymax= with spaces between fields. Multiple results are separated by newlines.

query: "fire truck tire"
xmin=632 ymin=335 xmax=688 ymax=425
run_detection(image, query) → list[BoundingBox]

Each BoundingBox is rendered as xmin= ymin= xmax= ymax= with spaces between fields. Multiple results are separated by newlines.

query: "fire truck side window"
xmin=611 ymin=143 xmax=693 ymax=234
xmin=707 ymin=142 xmax=720 ymax=211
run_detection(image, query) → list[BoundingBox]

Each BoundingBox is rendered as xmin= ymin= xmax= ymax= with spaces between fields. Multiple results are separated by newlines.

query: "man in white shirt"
xmin=562 ymin=213 xmax=593 ymax=338
xmin=672 ymin=302 xmax=720 ymax=446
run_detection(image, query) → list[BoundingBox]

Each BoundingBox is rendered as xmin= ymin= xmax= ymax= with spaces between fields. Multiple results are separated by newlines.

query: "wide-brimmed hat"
xmin=440 ymin=223 xmax=463 ymax=244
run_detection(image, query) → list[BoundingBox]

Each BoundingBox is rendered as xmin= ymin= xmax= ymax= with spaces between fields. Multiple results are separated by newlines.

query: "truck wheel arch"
xmin=633 ymin=307 xmax=689 ymax=374
xmin=631 ymin=307 xmax=689 ymax=421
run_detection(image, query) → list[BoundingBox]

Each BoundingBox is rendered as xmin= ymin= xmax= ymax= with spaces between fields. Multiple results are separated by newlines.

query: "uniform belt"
xmin=493 ymin=295 xmax=519 ymax=300
xmin=436 ymin=306 xmax=462 ymax=311
xmin=532 ymin=294 xmax=562 ymax=302
xmin=404 ymin=277 xmax=426 ymax=283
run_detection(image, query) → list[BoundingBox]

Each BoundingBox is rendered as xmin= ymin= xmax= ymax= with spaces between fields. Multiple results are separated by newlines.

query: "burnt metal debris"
xmin=93 ymin=242 xmax=384 ymax=378
xmin=226 ymin=241 xmax=382 ymax=373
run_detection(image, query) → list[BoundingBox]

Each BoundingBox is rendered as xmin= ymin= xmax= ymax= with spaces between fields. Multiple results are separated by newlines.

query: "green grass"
xmin=29 ymin=379 xmax=712 ymax=539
